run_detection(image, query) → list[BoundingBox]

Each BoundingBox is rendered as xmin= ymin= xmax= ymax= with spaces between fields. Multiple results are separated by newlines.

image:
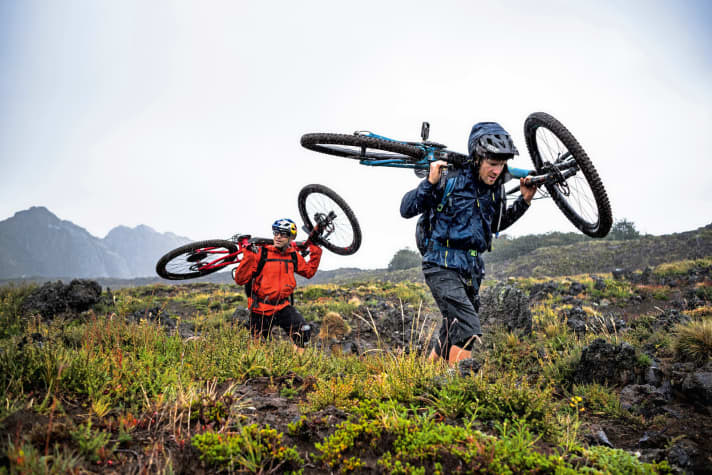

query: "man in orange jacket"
xmin=233 ymin=218 xmax=322 ymax=347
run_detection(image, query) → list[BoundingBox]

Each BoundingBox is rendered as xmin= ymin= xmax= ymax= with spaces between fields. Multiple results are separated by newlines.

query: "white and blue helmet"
xmin=272 ymin=218 xmax=297 ymax=237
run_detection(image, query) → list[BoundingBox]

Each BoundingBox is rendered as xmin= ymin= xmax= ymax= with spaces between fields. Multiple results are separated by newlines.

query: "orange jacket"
xmin=233 ymin=243 xmax=322 ymax=315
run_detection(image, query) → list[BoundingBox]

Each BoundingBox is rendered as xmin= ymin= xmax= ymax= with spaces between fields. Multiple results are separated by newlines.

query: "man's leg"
xmin=274 ymin=305 xmax=311 ymax=349
xmin=248 ymin=312 xmax=274 ymax=341
xmin=424 ymin=265 xmax=482 ymax=366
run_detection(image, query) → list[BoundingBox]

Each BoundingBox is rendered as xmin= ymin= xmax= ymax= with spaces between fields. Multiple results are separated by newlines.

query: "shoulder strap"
xmin=245 ymin=246 xmax=269 ymax=299
xmin=253 ymin=245 xmax=269 ymax=277
xmin=436 ymin=168 xmax=461 ymax=213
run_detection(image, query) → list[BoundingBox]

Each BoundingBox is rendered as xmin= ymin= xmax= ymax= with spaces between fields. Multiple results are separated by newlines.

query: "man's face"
xmin=478 ymin=158 xmax=507 ymax=185
xmin=273 ymin=230 xmax=293 ymax=250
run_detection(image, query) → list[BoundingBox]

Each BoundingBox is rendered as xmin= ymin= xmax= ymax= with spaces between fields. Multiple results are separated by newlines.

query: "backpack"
xmin=415 ymin=169 xmax=461 ymax=255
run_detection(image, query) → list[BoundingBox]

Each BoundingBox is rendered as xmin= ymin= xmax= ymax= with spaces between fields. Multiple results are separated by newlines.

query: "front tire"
xmin=524 ymin=112 xmax=612 ymax=238
xmin=156 ymin=239 xmax=239 ymax=280
xmin=298 ymin=184 xmax=362 ymax=255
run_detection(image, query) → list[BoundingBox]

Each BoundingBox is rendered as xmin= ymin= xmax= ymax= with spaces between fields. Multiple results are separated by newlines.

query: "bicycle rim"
xmin=524 ymin=113 xmax=612 ymax=238
xmin=298 ymin=184 xmax=362 ymax=255
xmin=155 ymin=240 xmax=239 ymax=280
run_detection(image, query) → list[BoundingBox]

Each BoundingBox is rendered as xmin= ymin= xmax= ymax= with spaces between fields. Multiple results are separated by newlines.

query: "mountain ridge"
xmin=0 ymin=206 xmax=191 ymax=279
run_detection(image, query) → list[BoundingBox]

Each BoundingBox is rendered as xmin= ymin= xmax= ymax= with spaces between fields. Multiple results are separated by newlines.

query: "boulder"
xmin=21 ymin=279 xmax=102 ymax=318
xmin=681 ymin=370 xmax=712 ymax=410
xmin=479 ymin=283 xmax=532 ymax=336
xmin=619 ymin=384 xmax=669 ymax=417
xmin=572 ymin=338 xmax=645 ymax=386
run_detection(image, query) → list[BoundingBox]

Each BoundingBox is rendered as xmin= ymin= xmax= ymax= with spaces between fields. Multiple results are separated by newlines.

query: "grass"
xmin=673 ymin=319 xmax=712 ymax=364
xmin=0 ymin=278 xmax=686 ymax=473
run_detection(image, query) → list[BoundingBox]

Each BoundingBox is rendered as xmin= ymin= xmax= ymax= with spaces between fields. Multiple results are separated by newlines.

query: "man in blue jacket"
xmin=400 ymin=122 xmax=537 ymax=365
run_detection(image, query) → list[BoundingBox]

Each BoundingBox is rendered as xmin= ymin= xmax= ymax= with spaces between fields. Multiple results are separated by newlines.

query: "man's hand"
xmin=520 ymin=177 xmax=538 ymax=205
xmin=428 ymin=160 xmax=449 ymax=185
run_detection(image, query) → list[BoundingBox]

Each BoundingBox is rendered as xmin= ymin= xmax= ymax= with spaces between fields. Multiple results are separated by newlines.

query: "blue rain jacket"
xmin=400 ymin=122 xmax=530 ymax=279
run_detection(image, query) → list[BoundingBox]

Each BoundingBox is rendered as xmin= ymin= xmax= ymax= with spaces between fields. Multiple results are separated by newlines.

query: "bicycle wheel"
xmin=156 ymin=239 xmax=239 ymax=280
xmin=301 ymin=133 xmax=425 ymax=161
xmin=298 ymin=184 xmax=362 ymax=255
xmin=524 ymin=112 xmax=612 ymax=238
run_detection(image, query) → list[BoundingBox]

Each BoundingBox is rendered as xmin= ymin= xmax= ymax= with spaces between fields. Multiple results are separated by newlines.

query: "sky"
xmin=1 ymin=0 xmax=711 ymax=271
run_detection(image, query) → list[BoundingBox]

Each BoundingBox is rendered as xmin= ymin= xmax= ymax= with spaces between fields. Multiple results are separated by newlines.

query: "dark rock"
xmin=563 ymin=306 xmax=588 ymax=335
xmin=568 ymin=281 xmax=586 ymax=295
xmin=667 ymin=441 xmax=696 ymax=470
xmin=645 ymin=359 xmax=663 ymax=386
xmin=681 ymin=371 xmax=712 ymax=410
xmin=65 ymin=280 xmax=102 ymax=312
xmin=595 ymin=429 xmax=613 ymax=448
xmin=479 ymin=283 xmax=532 ymax=335
xmin=619 ymin=384 xmax=668 ymax=417
xmin=637 ymin=431 xmax=668 ymax=449
xmin=458 ymin=358 xmax=483 ymax=377
xmin=638 ymin=448 xmax=665 ymax=465
xmin=528 ymin=281 xmax=559 ymax=300
xmin=21 ymin=279 xmax=102 ymax=318
xmin=231 ymin=307 xmax=250 ymax=321
xmin=341 ymin=341 xmax=360 ymax=356
xmin=612 ymin=268 xmax=627 ymax=280
xmin=572 ymin=338 xmax=645 ymax=386
xmin=640 ymin=266 xmax=652 ymax=284
xmin=561 ymin=306 xmax=623 ymax=336
xmin=591 ymin=275 xmax=607 ymax=291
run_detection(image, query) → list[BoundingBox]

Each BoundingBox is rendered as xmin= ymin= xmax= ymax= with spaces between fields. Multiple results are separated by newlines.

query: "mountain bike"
xmin=155 ymin=184 xmax=361 ymax=280
xmin=301 ymin=112 xmax=612 ymax=238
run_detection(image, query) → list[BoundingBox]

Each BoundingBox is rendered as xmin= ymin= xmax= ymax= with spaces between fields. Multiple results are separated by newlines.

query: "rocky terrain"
xmin=1 ymin=257 xmax=710 ymax=473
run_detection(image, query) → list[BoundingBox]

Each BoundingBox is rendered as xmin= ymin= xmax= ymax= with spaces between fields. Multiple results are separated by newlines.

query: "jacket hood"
xmin=467 ymin=122 xmax=512 ymax=157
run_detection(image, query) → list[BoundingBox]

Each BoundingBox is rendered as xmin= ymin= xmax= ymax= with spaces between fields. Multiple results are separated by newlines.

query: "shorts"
xmin=249 ymin=305 xmax=310 ymax=347
xmin=423 ymin=263 xmax=482 ymax=359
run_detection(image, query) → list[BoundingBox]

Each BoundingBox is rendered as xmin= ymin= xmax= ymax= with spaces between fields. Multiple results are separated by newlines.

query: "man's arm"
xmin=296 ymin=243 xmax=322 ymax=279
xmin=495 ymin=178 xmax=537 ymax=232
xmin=233 ymin=246 xmax=258 ymax=285
xmin=400 ymin=161 xmax=447 ymax=218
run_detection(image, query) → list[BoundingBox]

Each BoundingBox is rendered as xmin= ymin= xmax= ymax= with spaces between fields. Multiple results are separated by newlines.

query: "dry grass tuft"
xmin=673 ymin=319 xmax=712 ymax=363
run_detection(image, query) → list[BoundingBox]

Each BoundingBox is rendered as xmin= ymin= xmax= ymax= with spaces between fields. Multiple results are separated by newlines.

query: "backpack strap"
xmin=436 ymin=171 xmax=459 ymax=212
xmin=245 ymin=245 xmax=268 ymax=304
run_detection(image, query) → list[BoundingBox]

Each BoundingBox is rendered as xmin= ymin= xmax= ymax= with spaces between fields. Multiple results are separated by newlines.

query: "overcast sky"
xmin=1 ymin=0 xmax=711 ymax=271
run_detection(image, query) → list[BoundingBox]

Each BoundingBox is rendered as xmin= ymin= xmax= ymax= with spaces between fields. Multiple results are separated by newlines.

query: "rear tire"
xmin=298 ymin=184 xmax=362 ymax=255
xmin=301 ymin=133 xmax=425 ymax=161
xmin=156 ymin=239 xmax=238 ymax=280
xmin=524 ymin=112 xmax=612 ymax=238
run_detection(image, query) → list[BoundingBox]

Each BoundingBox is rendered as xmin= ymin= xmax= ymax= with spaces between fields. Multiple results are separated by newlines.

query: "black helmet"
xmin=468 ymin=122 xmax=519 ymax=160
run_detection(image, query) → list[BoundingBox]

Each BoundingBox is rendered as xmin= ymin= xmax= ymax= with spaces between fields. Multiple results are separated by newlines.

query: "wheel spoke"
xmin=303 ymin=192 xmax=355 ymax=248
xmin=535 ymin=128 xmax=600 ymax=226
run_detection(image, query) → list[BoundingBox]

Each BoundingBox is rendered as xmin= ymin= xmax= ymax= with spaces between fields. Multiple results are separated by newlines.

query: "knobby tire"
xmin=524 ymin=112 xmax=612 ymax=238
xmin=155 ymin=239 xmax=238 ymax=280
xmin=298 ymin=184 xmax=362 ymax=255
xmin=301 ymin=133 xmax=425 ymax=161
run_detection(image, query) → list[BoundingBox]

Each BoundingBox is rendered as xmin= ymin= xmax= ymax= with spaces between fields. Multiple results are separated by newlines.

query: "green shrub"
xmin=192 ymin=424 xmax=303 ymax=473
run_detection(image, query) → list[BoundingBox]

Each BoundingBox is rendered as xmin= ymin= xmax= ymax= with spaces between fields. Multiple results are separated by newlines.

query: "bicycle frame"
xmin=185 ymin=220 xmax=330 ymax=274
xmin=353 ymin=131 xmax=579 ymax=194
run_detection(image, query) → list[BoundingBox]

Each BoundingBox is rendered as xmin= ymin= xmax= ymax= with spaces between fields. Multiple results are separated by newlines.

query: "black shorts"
xmin=423 ymin=263 xmax=482 ymax=359
xmin=249 ymin=305 xmax=309 ymax=346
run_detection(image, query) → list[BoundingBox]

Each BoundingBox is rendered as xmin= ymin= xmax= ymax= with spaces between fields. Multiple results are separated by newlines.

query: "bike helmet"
xmin=272 ymin=218 xmax=297 ymax=237
xmin=467 ymin=122 xmax=519 ymax=160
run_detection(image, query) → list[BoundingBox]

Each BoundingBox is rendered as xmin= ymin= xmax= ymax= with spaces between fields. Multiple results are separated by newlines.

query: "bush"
xmin=673 ymin=319 xmax=712 ymax=363
xmin=606 ymin=218 xmax=641 ymax=241
xmin=388 ymin=248 xmax=421 ymax=271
